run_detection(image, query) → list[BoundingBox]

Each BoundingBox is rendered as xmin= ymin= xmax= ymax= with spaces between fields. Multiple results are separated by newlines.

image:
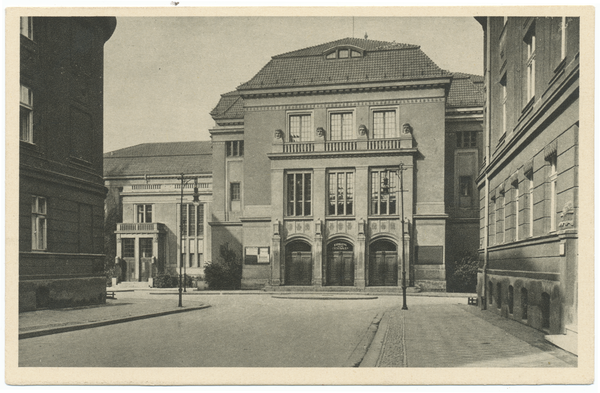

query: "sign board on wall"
xmin=245 ymin=246 xmax=270 ymax=265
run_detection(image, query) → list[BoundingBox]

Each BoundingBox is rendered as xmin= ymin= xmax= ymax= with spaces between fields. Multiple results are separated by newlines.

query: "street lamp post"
xmin=399 ymin=163 xmax=408 ymax=310
xmin=178 ymin=173 xmax=200 ymax=307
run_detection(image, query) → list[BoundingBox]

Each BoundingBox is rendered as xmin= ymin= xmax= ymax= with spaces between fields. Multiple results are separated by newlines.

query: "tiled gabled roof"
xmin=447 ymin=73 xmax=484 ymax=108
xmin=104 ymin=141 xmax=212 ymax=177
xmin=209 ymin=90 xmax=243 ymax=120
xmin=237 ymin=37 xmax=449 ymax=90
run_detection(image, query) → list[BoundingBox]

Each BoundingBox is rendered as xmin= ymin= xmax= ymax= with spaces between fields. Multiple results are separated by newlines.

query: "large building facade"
xmin=210 ymin=38 xmax=483 ymax=291
xmin=19 ymin=17 xmax=117 ymax=311
xmin=104 ymin=142 xmax=213 ymax=283
xmin=476 ymin=17 xmax=579 ymax=346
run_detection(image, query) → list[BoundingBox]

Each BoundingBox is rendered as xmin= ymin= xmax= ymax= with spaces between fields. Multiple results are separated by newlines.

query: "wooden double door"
xmin=326 ymin=241 xmax=355 ymax=286
xmin=368 ymin=240 xmax=398 ymax=286
xmin=285 ymin=241 xmax=312 ymax=285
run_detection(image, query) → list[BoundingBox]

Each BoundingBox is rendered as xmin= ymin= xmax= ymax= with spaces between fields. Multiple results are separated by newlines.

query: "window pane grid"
xmin=330 ymin=113 xmax=353 ymax=140
xmin=31 ymin=196 xmax=47 ymax=250
xmin=374 ymin=111 xmax=395 ymax=139
xmin=287 ymin=173 xmax=311 ymax=216
xmin=371 ymin=170 xmax=397 ymax=215
xmin=289 ymin=115 xmax=312 ymax=142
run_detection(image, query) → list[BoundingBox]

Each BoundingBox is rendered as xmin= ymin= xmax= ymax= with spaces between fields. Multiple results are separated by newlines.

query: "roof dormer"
xmin=323 ymin=45 xmax=365 ymax=60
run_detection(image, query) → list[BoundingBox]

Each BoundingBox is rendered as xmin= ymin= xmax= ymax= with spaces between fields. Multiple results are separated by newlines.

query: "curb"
xmin=19 ymin=305 xmax=211 ymax=340
xmin=359 ymin=311 xmax=391 ymax=367
xmin=272 ymin=295 xmax=378 ymax=300
xmin=344 ymin=312 xmax=384 ymax=367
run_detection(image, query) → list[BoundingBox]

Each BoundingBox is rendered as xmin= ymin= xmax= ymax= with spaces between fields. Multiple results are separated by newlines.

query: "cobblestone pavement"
xmin=377 ymin=304 xmax=577 ymax=367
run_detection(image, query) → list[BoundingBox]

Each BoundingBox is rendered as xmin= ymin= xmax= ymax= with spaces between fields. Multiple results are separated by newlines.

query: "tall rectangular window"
xmin=287 ymin=172 xmax=312 ymax=216
xmin=371 ymin=169 xmax=397 ymax=215
xmin=549 ymin=155 xmax=558 ymax=232
xmin=527 ymin=171 xmax=534 ymax=237
xmin=31 ymin=196 xmax=47 ymax=250
xmin=289 ymin=114 xmax=312 ymax=142
xmin=373 ymin=110 xmax=396 ymax=139
xmin=328 ymin=171 xmax=354 ymax=216
xmin=136 ymin=204 xmax=153 ymax=223
xmin=525 ymin=29 xmax=536 ymax=102
xmin=330 ymin=112 xmax=353 ymax=140
xmin=180 ymin=204 xmax=188 ymax=237
xmin=226 ymin=141 xmax=244 ymax=157
xmin=500 ymin=74 xmax=507 ymax=135
xmin=181 ymin=204 xmax=205 ymax=237
xmin=20 ymin=17 xmax=33 ymax=39
xmin=20 ymin=85 xmax=33 ymax=143
xmin=230 ymin=183 xmax=241 ymax=201
xmin=513 ymin=179 xmax=520 ymax=241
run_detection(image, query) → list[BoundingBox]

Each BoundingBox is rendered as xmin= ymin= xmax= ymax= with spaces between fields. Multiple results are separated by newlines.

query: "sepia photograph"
xmin=5 ymin=4 xmax=594 ymax=387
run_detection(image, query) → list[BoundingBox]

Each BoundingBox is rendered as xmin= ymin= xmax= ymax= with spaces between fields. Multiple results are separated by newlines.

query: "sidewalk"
xmin=361 ymin=303 xmax=578 ymax=367
xmin=19 ymin=296 xmax=209 ymax=339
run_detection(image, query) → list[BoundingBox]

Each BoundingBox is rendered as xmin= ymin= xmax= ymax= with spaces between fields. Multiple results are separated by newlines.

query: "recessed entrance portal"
xmin=285 ymin=240 xmax=312 ymax=285
xmin=326 ymin=240 xmax=354 ymax=286
xmin=369 ymin=240 xmax=398 ymax=286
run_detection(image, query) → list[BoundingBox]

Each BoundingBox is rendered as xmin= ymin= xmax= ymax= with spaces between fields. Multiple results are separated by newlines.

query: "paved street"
xmin=19 ymin=292 xmax=405 ymax=367
xmin=19 ymin=292 xmax=576 ymax=367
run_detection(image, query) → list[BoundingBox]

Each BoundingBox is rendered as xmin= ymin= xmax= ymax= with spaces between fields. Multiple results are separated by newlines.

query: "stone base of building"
xmin=19 ymin=277 xmax=106 ymax=312
xmin=414 ymin=280 xmax=447 ymax=292
xmin=241 ymin=278 xmax=270 ymax=290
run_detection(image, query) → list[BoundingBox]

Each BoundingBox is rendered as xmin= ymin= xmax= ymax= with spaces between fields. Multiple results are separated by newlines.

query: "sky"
xmin=104 ymin=16 xmax=484 ymax=153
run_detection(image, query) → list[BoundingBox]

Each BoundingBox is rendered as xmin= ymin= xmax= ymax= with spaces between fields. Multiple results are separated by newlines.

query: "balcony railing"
xmin=116 ymin=222 xmax=166 ymax=233
xmin=279 ymin=138 xmax=410 ymax=154
xmin=325 ymin=141 xmax=357 ymax=151
xmin=123 ymin=182 xmax=212 ymax=193
xmin=367 ymin=139 xmax=402 ymax=150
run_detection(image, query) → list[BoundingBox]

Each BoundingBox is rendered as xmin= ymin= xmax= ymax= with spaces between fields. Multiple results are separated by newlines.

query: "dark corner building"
xmin=476 ymin=17 xmax=579 ymax=352
xmin=19 ymin=17 xmax=117 ymax=311
xmin=209 ymin=37 xmax=483 ymax=292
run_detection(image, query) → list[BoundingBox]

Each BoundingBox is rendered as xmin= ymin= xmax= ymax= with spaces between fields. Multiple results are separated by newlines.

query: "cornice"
xmin=267 ymin=148 xmax=418 ymax=160
xmin=21 ymin=164 xmax=106 ymax=195
xmin=247 ymin=97 xmax=445 ymax=113
xmin=240 ymin=81 xmax=449 ymax=100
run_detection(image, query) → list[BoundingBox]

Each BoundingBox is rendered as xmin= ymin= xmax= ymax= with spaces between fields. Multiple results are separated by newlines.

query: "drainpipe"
xmin=481 ymin=17 xmax=492 ymax=310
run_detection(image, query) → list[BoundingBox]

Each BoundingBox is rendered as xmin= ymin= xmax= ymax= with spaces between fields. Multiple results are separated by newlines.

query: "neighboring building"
xmin=209 ymin=37 xmax=483 ymax=291
xmin=19 ymin=17 xmax=117 ymax=311
xmin=104 ymin=142 xmax=213 ymax=283
xmin=475 ymin=17 xmax=579 ymax=345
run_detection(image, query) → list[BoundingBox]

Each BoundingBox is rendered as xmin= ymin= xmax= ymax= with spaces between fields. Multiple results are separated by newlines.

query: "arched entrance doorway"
xmin=285 ymin=240 xmax=312 ymax=285
xmin=369 ymin=239 xmax=398 ymax=286
xmin=326 ymin=240 xmax=354 ymax=286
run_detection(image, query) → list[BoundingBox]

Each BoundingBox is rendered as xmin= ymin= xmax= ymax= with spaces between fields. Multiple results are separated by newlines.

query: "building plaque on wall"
xmin=245 ymin=246 xmax=270 ymax=265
